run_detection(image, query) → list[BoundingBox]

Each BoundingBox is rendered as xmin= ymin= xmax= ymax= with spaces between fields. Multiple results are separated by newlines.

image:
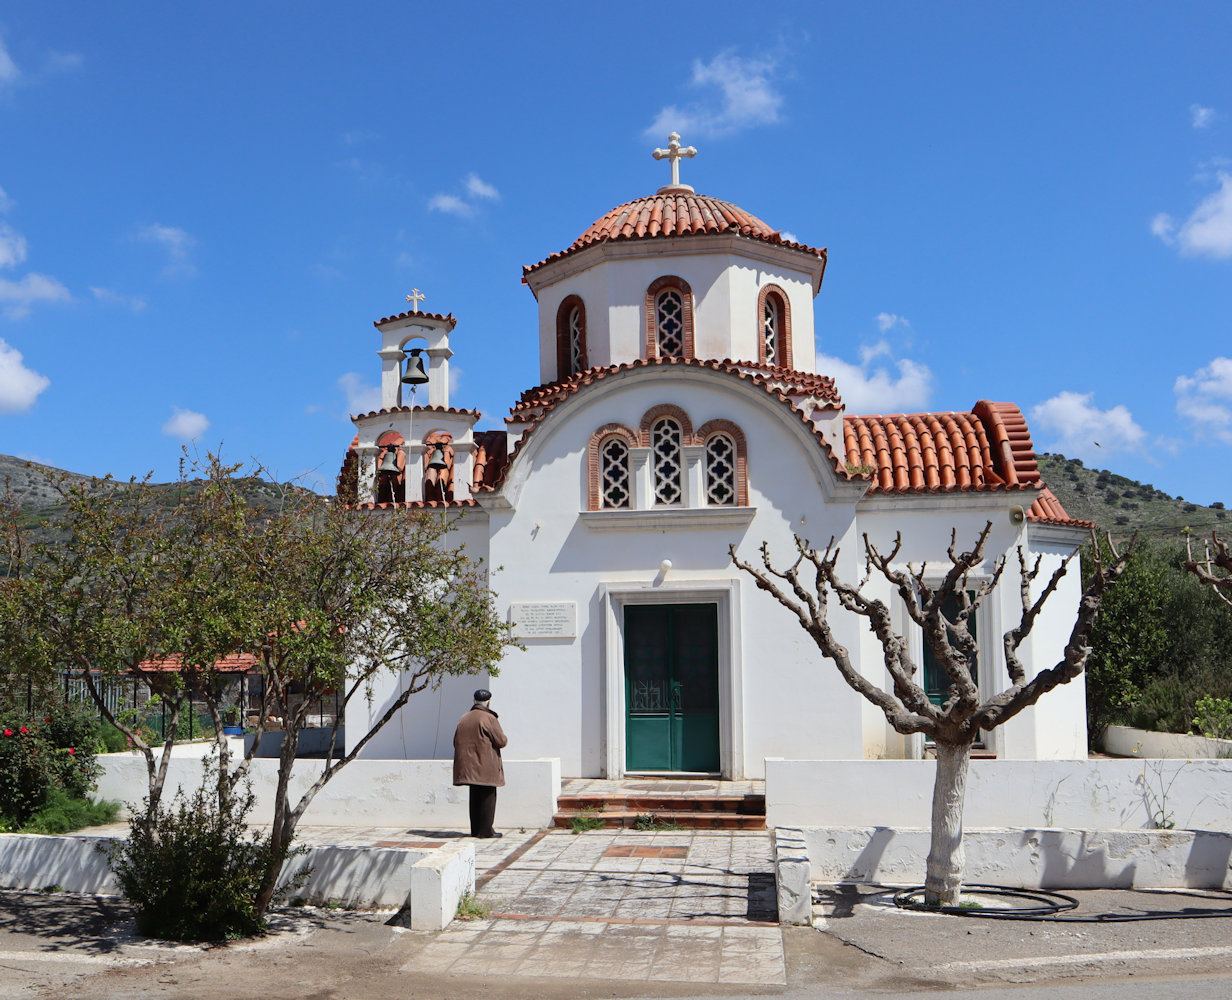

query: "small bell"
xmin=427 ymin=442 xmax=449 ymax=471
xmin=377 ymin=447 xmax=401 ymax=475
xmin=401 ymin=348 xmax=429 ymax=386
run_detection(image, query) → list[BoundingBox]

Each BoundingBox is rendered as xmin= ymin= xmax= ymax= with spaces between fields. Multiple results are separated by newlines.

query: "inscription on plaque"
xmin=510 ymin=602 xmax=577 ymax=639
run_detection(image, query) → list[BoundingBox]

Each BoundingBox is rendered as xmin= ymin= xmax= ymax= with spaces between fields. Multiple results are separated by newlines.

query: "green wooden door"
xmin=624 ymin=603 xmax=720 ymax=772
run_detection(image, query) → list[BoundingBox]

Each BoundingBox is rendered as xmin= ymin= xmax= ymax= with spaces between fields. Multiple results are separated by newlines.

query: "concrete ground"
xmin=3 ymin=820 xmax=1232 ymax=998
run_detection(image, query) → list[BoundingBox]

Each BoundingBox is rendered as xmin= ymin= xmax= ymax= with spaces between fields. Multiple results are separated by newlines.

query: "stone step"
xmin=555 ymin=794 xmax=765 ymax=814
xmin=551 ymin=809 xmax=766 ymax=831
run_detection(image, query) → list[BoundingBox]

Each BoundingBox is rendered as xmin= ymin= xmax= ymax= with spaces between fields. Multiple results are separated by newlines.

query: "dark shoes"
xmin=474 ymin=831 xmax=503 ymax=839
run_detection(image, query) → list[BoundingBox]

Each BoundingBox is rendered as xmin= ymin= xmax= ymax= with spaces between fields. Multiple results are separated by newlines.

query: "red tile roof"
xmin=137 ymin=652 xmax=258 ymax=673
xmin=351 ymin=403 xmax=482 ymax=421
xmin=524 ymin=192 xmax=827 ymax=278
xmin=842 ymin=401 xmax=1092 ymax=528
xmin=374 ymin=310 xmax=457 ymax=329
xmin=351 ymin=499 xmax=479 ymax=510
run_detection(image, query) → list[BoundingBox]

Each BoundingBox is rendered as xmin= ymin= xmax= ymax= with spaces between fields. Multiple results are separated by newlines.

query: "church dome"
xmin=524 ymin=191 xmax=825 ymax=277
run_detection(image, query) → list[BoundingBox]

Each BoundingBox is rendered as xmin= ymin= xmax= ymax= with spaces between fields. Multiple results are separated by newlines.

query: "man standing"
xmin=452 ymin=688 xmax=507 ymax=839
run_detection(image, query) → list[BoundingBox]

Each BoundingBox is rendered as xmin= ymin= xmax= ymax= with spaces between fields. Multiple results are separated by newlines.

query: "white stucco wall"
xmin=531 ymin=243 xmax=819 ymax=381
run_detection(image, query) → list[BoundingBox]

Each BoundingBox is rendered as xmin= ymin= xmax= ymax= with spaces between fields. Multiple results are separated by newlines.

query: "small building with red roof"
xmin=340 ymin=135 xmax=1092 ymax=778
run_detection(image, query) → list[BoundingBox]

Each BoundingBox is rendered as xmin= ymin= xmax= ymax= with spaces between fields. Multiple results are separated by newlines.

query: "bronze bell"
xmin=377 ymin=447 xmax=401 ymax=475
xmin=426 ymin=442 xmax=449 ymax=471
xmin=401 ymin=348 xmax=429 ymax=386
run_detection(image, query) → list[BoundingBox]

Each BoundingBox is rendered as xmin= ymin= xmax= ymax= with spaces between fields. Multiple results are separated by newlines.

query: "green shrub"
xmin=1192 ymin=695 xmax=1232 ymax=740
xmin=0 ymin=708 xmax=103 ymax=824
xmin=108 ymin=769 xmax=304 ymax=941
xmin=23 ymin=787 xmax=119 ymax=834
xmin=0 ymin=725 xmax=50 ymax=825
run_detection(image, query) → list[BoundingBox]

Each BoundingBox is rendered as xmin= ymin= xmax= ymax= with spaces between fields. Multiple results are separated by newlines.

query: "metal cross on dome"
xmin=652 ymin=132 xmax=697 ymax=190
xmin=405 ymin=288 xmax=425 ymax=313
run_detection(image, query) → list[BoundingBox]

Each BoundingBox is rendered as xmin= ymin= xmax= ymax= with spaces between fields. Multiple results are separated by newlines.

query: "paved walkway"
xmin=403 ymin=827 xmax=785 ymax=985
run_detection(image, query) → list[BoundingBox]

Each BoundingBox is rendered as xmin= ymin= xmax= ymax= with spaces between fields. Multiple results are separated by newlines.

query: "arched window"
xmin=757 ymin=286 xmax=792 ymax=368
xmin=587 ymin=424 xmax=637 ymax=511
xmin=600 ymin=437 xmax=631 ymax=509
xmin=651 ymin=418 xmax=684 ymax=506
xmin=697 ymin=419 xmax=749 ymax=507
xmin=704 ymin=434 xmax=737 ymax=506
xmin=555 ymin=295 xmax=587 ymax=379
xmin=644 ymin=276 xmax=695 ymax=360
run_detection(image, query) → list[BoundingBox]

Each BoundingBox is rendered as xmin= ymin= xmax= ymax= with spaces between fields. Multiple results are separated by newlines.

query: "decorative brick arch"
xmin=375 ymin=430 xmax=406 ymax=504
xmin=696 ymin=419 xmax=749 ymax=507
xmin=555 ymin=294 xmax=587 ymax=380
xmin=756 ymin=284 xmax=793 ymax=369
xmin=644 ymin=276 xmax=695 ymax=360
xmin=636 ymin=404 xmax=693 ymax=447
xmin=422 ymin=429 xmax=454 ymax=502
xmin=586 ymin=423 xmax=638 ymax=511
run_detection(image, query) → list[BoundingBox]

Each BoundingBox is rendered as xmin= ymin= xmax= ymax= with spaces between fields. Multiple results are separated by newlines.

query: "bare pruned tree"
xmin=730 ymin=522 xmax=1130 ymax=906
xmin=1185 ymin=532 xmax=1232 ymax=609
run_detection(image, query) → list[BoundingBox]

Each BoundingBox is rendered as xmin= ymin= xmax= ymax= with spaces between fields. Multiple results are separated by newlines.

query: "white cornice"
xmin=580 ymin=507 xmax=757 ymax=532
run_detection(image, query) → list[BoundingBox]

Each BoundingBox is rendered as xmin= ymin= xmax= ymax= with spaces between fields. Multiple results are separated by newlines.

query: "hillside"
xmin=3 ymin=452 xmax=1226 ymax=544
xmin=1036 ymin=453 xmax=1227 ymax=540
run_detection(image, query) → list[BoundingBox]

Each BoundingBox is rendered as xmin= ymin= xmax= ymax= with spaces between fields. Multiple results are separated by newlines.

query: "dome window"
xmin=644 ymin=276 xmax=695 ymax=361
xmin=555 ymin=295 xmax=588 ymax=379
xmin=757 ymin=286 xmax=793 ymax=368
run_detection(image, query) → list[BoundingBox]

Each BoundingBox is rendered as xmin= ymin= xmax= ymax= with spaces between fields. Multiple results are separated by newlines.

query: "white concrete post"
xmin=404 ymin=444 xmax=427 ymax=502
xmin=378 ymin=347 xmax=405 ymax=410
xmin=426 ymin=346 xmax=453 ymax=409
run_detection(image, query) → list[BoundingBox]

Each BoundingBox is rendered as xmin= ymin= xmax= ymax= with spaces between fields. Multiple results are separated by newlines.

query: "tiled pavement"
xmin=401 ymin=828 xmax=785 ymax=985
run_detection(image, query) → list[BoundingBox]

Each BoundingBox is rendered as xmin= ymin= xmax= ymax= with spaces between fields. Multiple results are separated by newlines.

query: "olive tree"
xmin=1186 ymin=532 xmax=1232 ymax=609
xmin=731 ymin=523 xmax=1129 ymax=906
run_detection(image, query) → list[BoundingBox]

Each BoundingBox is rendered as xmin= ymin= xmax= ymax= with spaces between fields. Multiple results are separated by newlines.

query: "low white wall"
xmin=0 ymin=833 xmax=474 ymax=927
xmin=94 ymin=755 xmax=562 ymax=830
xmin=765 ymin=758 xmax=1232 ymax=832
xmin=788 ymin=826 xmax=1232 ymax=890
xmin=1101 ymin=724 xmax=1232 ymax=760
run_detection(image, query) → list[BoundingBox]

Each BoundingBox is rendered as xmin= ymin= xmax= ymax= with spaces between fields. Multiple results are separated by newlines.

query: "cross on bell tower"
xmin=652 ymin=132 xmax=697 ymax=194
xmin=405 ymin=288 xmax=425 ymax=313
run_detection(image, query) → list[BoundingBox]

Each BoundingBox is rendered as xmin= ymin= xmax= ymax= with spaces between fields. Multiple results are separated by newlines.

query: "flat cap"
xmin=473 ymin=688 xmax=492 ymax=702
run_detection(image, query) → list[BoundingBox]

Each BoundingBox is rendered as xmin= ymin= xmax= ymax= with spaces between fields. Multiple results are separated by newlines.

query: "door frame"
xmin=599 ymin=579 xmax=744 ymax=779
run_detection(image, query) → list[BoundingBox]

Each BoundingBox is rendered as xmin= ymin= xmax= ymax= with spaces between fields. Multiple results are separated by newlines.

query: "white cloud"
xmin=0 ymin=223 xmax=28 ymax=269
xmin=817 ymin=348 xmax=933 ymax=414
xmin=779 ymin=230 xmax=798 ymax=243
xmin=428 ymin=193 xmax=475 ymax=218
xmin=0 ymin=338 xmax=50 ymax=412
xmin=161 ymin=407 xmax=209 ymax=441
xmin=645 ymin=50 xmax=784 ymax=139
xmin=0 ymin=273 xmax=71 ymax=319
xmin=137 ymin=223 xmax=197 ymax=275
xmin=875 ymin=312 xmax=908 ymax=332
xmin=1192 ymin=104 xmax=1216 ymax=129
xmin=430 ymin=174 xmax=500 ymax=218
xmin=1175 ymin=356 xmax=1232 ymax=443
xmin=90 ymin=286 xmax=147 ymax=312
xmin=465 ymin=173 xmax=499 ymax=201
xmin=1153 ymin=172 xmax=1232 ymax=259
xmin=338 ymin=372 xmax=381 ymax=415
xmin=1030 ymin=391 xmax=1147 ymax=461
xmin=0 ymin=185 xmax=13 ymax=213
xmin=0 ymin=37 xmax=19 ymax=87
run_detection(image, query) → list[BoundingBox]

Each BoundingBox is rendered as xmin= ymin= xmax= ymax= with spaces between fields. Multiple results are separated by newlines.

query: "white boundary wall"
xmin=765 ymin=758 xmax=1232 ymax=831
xmin=1101 ymin=725 xmax=1232 ymax=760
xmin=0 ymin=834 xmax=474 ymax=929
xmin=93 ymin=756 xmax=562 ymax=830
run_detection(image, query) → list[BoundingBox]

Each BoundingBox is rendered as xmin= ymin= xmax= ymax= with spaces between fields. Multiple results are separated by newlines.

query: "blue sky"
xmin=1 ymin=3 xmax=1230 ymax=505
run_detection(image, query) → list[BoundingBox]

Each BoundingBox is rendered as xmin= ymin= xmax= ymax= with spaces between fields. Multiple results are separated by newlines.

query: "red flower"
xmin=67 ymin=747 xmax=76 ymax=755
xmin=19 ymin=726 xmax=27 ymax=734
xmin=44 ymin=717 xmax=51 ymax=723
xmin=3 ymin=729 xmax=11 ymax=737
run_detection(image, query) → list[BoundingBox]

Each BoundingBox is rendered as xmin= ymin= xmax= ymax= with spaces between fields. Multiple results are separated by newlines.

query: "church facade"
xmin=339 ymin=137 xmax=1092 ymax=778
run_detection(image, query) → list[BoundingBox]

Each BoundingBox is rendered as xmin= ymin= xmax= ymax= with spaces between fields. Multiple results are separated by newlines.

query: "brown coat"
xmin=452 ymin=707 xmax=507 ymax=787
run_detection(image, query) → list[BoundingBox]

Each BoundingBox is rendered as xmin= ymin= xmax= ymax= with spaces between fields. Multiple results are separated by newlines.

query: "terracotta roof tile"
xmin=352 ymin=403 xmax=481 ymax=421
xmin=524 ymin=192 xmax=826 ymax=278
xmin=351 ymin=499 xmax=478 ymax=511
xmin=137 ymin=652 xmax=257 ymax=674
xmin=373 ymin=310 xmax=457 ymax=329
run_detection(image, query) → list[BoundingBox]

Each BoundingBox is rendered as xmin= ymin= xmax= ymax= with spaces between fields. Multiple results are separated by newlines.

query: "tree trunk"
xmin=924 ymin=740 xmax=972 ymax=906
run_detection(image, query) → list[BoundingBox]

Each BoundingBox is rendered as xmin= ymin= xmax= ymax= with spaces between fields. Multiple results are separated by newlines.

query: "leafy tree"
xmin=731 ymin=524 xmax=1128 ymax=907
xmin=2 ymin=455 xmax=514 ymax=926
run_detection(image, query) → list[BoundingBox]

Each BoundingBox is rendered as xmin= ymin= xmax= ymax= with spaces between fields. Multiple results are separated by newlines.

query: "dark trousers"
xmin=468 ymin=784 xmax=497 ymax=837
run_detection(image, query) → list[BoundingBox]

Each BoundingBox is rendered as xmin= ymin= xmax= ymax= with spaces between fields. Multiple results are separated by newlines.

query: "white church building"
xmin=339 ymin=136 xmax=1092 ymax=779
